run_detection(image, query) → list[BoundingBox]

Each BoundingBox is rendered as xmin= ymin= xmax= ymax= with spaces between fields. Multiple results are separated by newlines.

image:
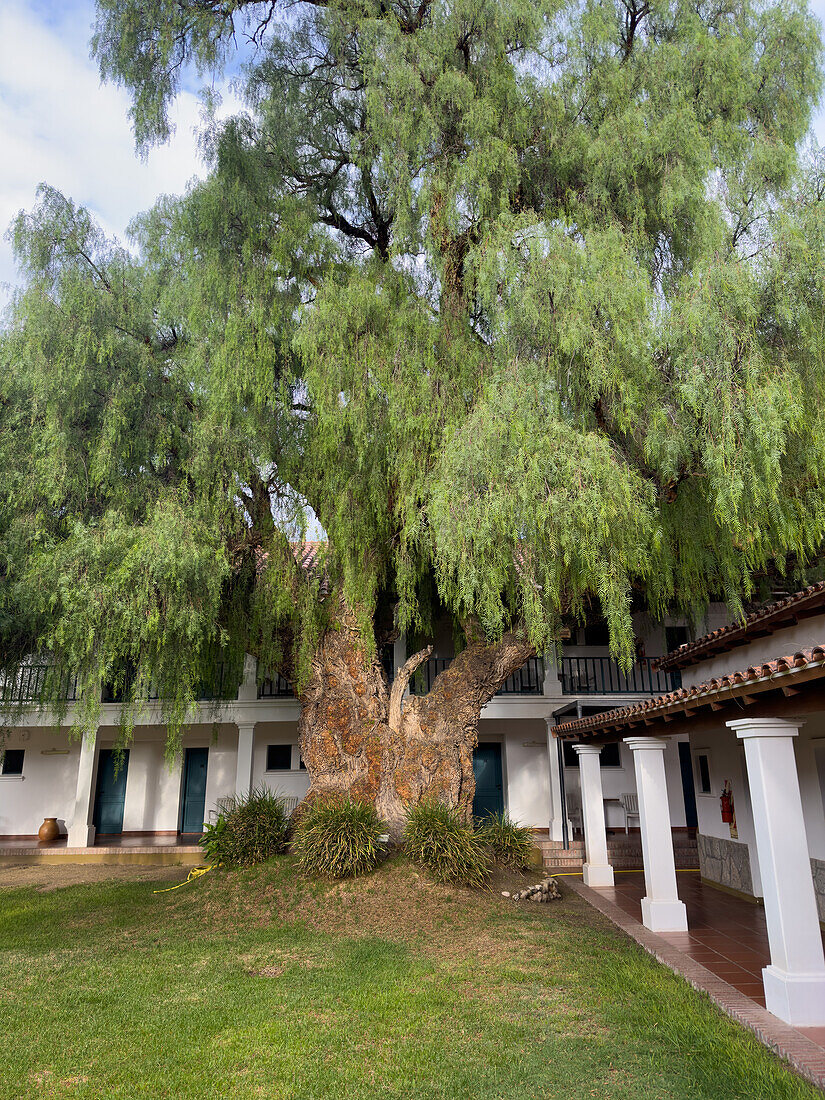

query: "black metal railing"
xmin=195 ymin=662 xmax=244 ymax=701
xmin=410 ymin=655 xmax=545 ymax=696
xmin=258 ymin=674 xmax=295 ymax=698
xmin=559 ymin=656 xmax=680 ymax=695
xmin=5 ymin=661 xmax=242 ymax=705
xmin=498 ymin=656 xmax=545 ymax=694
xmin=410 ymin=657 xmax=450 ymax=695
xmin=102 ymin=661 xmax=242 ymax=703
xmin=0 ymin=665 xmax=78 ymax=704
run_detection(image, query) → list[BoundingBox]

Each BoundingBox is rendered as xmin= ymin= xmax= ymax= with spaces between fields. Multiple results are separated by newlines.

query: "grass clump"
xmin=476 ymin=812 xmax=535 ymax=870
xmin=404 ymin=800 xmax=491 ymax=887
xmin=200 ymin=787 xmax=291 ymax=867
xmin=292 ymin=796 xmax=385 ymax=878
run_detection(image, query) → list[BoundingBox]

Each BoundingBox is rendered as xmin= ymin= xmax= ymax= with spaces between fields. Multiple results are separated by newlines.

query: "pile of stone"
xmin=502 ymin=877 xmax=561 ymax=903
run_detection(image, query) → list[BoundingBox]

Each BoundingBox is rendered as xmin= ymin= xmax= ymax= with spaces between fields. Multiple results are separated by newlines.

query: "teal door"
xmin=473 ymin=743 xmax=504 ymax=820
xmin=180 ymin=748 xmax=208 ymax=834
xmin=93 ymin=749 xmax=130 ymax=835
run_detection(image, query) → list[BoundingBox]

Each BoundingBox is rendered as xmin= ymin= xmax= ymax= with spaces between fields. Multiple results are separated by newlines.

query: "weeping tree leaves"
xmin=4 ymin=0 xmax=825 ymax=743
xmin=428 ymin=374 xmax=657 ymax=666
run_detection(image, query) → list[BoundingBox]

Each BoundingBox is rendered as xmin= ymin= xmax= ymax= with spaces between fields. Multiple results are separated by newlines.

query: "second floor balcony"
xmin=559 ymin=655 xmax=681 ymax=695
xmin=410 ymin=655 xmax=546 ymax=696
xmin=2 ymin=652 xmax=682 ymax=711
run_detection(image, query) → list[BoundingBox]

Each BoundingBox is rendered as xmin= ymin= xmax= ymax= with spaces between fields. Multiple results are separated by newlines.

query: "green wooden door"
xmin=93 ymin=749 xmax=130 ymax=835
xmin=473 ymin=743 xmax=504 ymax=820
xmin=180 ymin=748 xmax=209 ymax=834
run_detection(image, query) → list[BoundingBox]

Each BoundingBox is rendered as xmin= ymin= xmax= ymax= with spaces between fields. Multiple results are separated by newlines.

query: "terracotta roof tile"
xmin=555 ymin=645 xmax=825 ymax=739
xmin=657 ymin=583 xmax=825 ymax=670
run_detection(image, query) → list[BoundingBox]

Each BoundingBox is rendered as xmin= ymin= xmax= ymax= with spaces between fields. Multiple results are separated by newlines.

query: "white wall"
xmin=562 ymin=734 xmax=689 ymax=830
xmin=252 ymin=721 xmax=310 ymax=801
xmin=680 ymin=624 xmax=825 ymax=895
xmin=103 ymin=723 xmax=243 ymax=832
xmin=688 ymin=724 xmax=762 ymax=895
xmin=632 ymin=603 xmax=730 ymax=658
xmin=796 ymin=715 xmax=825 ymax=863
xmin=199 ymin=725 xmax=239 ymax=820
xmin=494 ymin=719 xmax=550 ymax=828
xmin=0 ymin=727 xmax=79 ymax=837
xmin=688 ymin=714 xmax=825 ymax=898
xmin=681 ymin=617 xmax=825 ymax=687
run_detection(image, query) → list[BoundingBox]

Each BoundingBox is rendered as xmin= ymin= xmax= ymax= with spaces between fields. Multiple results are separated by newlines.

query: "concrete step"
xmin=539 ymin=835 xmax=698 ymax=872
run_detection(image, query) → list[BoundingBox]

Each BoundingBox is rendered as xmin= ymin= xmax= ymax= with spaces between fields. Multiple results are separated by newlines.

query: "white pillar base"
xmin=763 ymin=967 xmax=825 ymax=1027
xmin=67 ymin=823 xmax=96 ymax=848
xmin=583 ymin=863 xmax=614 ymax=887
xmin=641 ymin=896 xmax=688 ymax=933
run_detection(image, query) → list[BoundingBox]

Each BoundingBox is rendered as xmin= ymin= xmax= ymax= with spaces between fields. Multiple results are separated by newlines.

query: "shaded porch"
xmin=0 ymin=833 xmax=203 ymax=866
xmin=572 ymin=870 xmax=825 ymax=1089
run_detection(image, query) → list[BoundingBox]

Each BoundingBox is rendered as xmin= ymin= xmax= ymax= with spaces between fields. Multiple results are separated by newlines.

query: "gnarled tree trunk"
xmin=297 ymin=603 xmax=534 ymax=837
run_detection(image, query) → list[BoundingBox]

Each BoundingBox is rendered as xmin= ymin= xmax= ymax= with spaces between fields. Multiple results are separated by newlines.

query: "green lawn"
xmin=0 ymin=858 xmax=818 ymax=1100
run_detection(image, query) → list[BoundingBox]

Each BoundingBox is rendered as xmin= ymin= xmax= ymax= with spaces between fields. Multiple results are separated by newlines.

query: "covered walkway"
xmin=571 ymin=870 xmax=825 ymax=1089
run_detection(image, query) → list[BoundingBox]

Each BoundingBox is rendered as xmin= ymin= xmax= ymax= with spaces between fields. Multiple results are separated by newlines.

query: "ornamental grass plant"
xmin=200 ymin=787 xmax=291 ymax=867
xmin=292 ymin=796 xmax=385 ymax=878
xmin=403 ymin=800 xmax=491 ymax=887
xmin=476 ymin=811 xmax=535 ymax=870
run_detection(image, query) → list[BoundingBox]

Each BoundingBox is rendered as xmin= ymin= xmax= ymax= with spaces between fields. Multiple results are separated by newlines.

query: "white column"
xmin=67 ymin=729 xmax=98 ymax=847
xmin=545 ymin=720 xmax=571 ymax=842
xmin=543 ymin=656 xmax=563 ymax=697
xmin=237 ymin=654 xmax=258 ymax=702
xmin=235 ymin=723 xmax=256 ymax=799
xmin=729 ymin=718 xmax=825 ymax=1026
xmin=625 ymin=737 xmax=688 ymax=932
xmin=572 ymin=744 xmax=614 ymax=887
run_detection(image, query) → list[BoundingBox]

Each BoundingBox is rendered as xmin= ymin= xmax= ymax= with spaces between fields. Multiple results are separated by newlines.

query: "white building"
xmin=0 ymin=610 xmax=719 ymax=849
xmin=555 ymin=583 xmax=825 ymax=1027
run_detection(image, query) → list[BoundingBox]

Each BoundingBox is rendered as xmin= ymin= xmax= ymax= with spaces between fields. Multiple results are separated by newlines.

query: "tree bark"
xmin=297 ymin=602 xmax=535 ymax=837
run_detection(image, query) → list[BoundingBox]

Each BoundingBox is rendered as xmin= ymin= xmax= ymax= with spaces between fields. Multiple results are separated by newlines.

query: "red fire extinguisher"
xmin=720 ymin=780 xmax=734 ymax=823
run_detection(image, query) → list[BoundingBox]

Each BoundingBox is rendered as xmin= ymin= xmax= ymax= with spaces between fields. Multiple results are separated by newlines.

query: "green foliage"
xmin=475 ymin=812 xmax=535 ymax=871
xmin=3 ymin=0 xmax=825 ymax=741
xmin=200 ymin=788 xmax=291 ymax=867
xmin=404 ymin=800 xmax=491 ymax=887
xmin=292 ymin=796 xmax=385 ymax=878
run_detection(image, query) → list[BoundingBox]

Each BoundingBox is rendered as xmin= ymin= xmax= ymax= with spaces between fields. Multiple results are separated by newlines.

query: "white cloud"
xmin=0 ymin=0 xmax=243 ymax=305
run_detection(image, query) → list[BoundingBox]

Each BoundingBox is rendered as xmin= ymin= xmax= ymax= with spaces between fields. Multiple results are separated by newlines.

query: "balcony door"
xmin=472 ymin=743 xmax=504 ymax=819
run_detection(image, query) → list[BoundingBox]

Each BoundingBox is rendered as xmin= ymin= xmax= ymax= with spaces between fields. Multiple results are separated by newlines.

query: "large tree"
xmin=3 ymin=0 xmax=825 ymax=832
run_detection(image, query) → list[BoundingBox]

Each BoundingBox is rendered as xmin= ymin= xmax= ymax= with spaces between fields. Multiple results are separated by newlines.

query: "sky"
xmin=2 ymin=0 xmax=825 ymax=309
xmin=0 ymin=0 xmax=245 ymax=306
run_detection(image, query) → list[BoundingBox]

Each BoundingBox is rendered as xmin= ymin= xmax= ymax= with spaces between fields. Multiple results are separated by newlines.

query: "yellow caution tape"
xmin=153 ymin=865 xmax=212 ymax=893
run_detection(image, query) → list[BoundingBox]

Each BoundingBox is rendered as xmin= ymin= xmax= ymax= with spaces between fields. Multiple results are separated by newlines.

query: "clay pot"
xmin=37 ymin=818 xmax=60 ymax=845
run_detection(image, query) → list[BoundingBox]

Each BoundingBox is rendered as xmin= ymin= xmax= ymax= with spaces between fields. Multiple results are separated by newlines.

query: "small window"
xmin=599 ymin=742 xmax=621 ymax=768
xmin=299 ymin=756 xmax=306 ymax=771
xmin=1 ymin=749 xmax=24 ymax=776
xmin=266 ymin=744 xmax=292 ymax=771
xmin=665 ymin=626 xmax=689 ymax=653
xmin=695 ymin=752 xmax=712 ymax=794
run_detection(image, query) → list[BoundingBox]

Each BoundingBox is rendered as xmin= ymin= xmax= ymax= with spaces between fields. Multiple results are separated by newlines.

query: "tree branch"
xmin=388 ymin=645 xmax=432 ymax=731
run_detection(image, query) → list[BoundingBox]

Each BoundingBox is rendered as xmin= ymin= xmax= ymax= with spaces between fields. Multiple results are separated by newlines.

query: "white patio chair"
xmin=619 ymin=792 xmax=640 ymax=834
